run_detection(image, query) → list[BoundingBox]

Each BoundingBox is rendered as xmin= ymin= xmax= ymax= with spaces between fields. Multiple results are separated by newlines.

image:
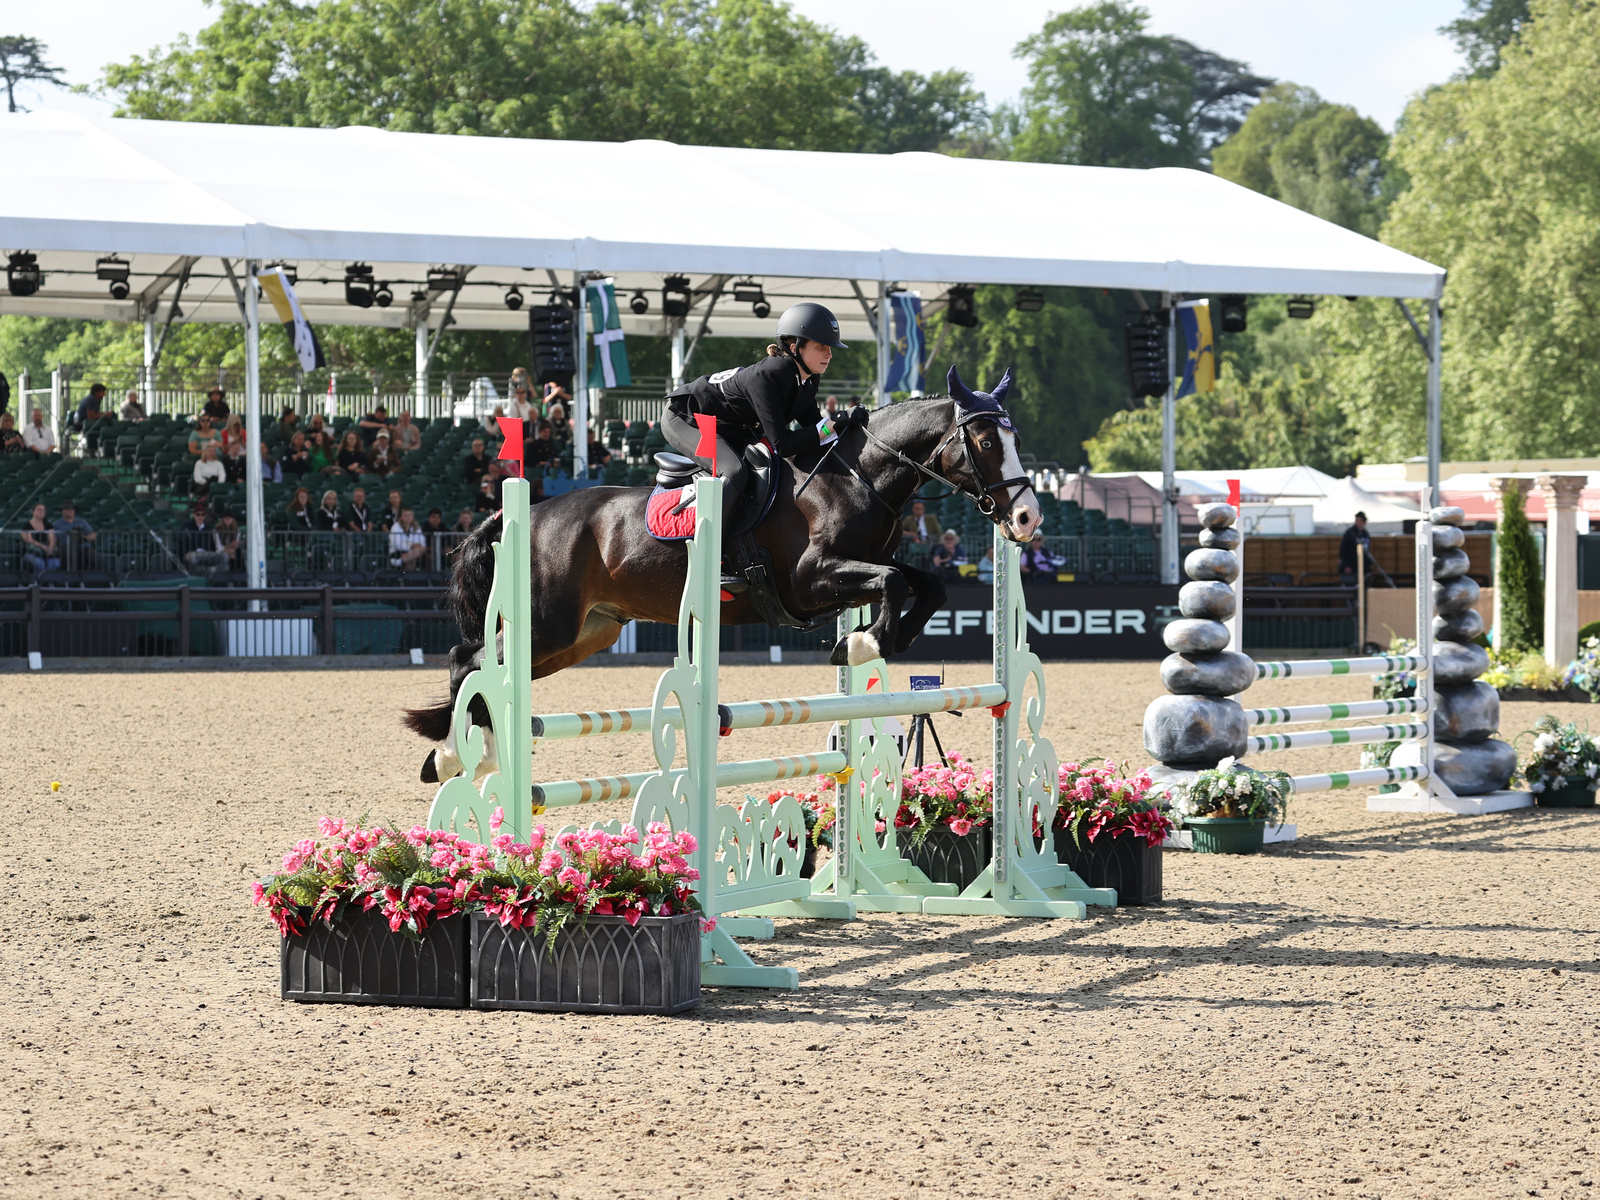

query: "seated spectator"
xmin=187 ymin=413 xmax=222 ymax=458
xmin=306 ymin=412 xmax=328 ymax=440
xmin=543 ymin=380 xmax=571 ymax=414
xmin=19 ymin=503 xmax=59 ymax=577
xmin=308 ymin=430 xmax=338 ymax=476
xmin=52 ymin=501 xmax=98 ymax=564
xmin=0 ymin=413 xmax=22 ymax=454
xmin=824 ymin=395 xmax=840 ymax=419
xmin=389 ymin=507 xmax=427 ymax=571
xmin=22 ymin=408 xmax=55 ymax=455
xmin=423 ymin=507 xmax=445 ymax=534
xmin=215 ymin=513 xmax=242 ymax=569
xmin=221 ymin=414 xmax=248 ymax=482
xmin=366 ymin=428 xmax=398 ymax=476
xmin=280 ymin=431 xmax=311 ymax=478
xmin=120 ymin=390 xmax=146 ymax=422
xmin=977 ymin=545 xmax=995 ymax=584
xmin=524 ymin=422 xmax=559 ymax=471
xmin=392 ymin=410 xmax=422 ymax=455
xmin=259 ymin=440 xmax=283 ymax=484
xmin=202 ymin=386 xmax=230 ymax=423
xmin=505 ymin=370 xmax=536 ymax=421
xmin=1019 ymin=534 xmax=1056 ymax=580
xmin=277 ymin=407 xmax=300 ymax=437
xmin=930 ymin=530 xmax=966 ymax=576
xmin=547 ymin=401 xmax=570 ymax=444
xmin=193 ymin=442 xmax=227 ymax=488
xmin=179 ymin=501 xmax=223 ymax=571
xmin=378 ymin=489 xmax=404 ymax=531
xmin=346 ymin=486 xmax=374 ymax=532
xmin=334 ymin=430 xmax=368 ymax=476
xmin=462 ymin=437 xmax=493 ymax=486
xmin=586 ymin=434 xmax=611 ymax=472
xmin=72 ymin=383 xmax=107 ymax=431
xmin=358 ymin=403 xmax=393 ymax=443
xmin=473 ymin=477 xmax=500 ymax=513
xmin=285 ymin=486 xmax=315 ymax=531
xmin=453 ymin=508 xmax=476 ymax=533
xmin=315 ymin=489 xmax=343 ymax=530
xmin=900 ymin=498 xmax=940 ymax=544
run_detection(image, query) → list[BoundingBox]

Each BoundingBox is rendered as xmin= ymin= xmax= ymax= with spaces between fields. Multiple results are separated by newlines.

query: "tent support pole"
xmin=1160 ymin=293 xmax=1179 ymax=585
xmin=670 ymin=320 xmax=686 ymax=390
xmin=1427 ymin=297 xmax=1442 ymax=503
xmin=877 ymin=280 xmax=891 ymax=405
xmin=414 ymin=315 xmax=430 ymax=420
xmin=574 ymin=273 xmax=589 ymax=482
xmin=142 ymin=315 xmax=156 ymax=414
xmin=244 ymin=261 xmax=266 ymax=601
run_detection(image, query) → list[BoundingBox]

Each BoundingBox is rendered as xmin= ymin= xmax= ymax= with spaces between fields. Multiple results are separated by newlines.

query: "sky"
xmin=17 ymin=0 xmax=1467 ymax=131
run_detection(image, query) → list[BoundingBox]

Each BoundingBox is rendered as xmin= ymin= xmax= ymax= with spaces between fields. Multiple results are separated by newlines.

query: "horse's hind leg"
xmin=530 ymin=607 xmax=628 ymax=679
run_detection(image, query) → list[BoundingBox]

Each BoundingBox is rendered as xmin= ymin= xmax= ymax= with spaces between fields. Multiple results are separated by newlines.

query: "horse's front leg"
xmin=795 ymin=556 xmax=910 ymax=667
xmin=887 ymin=558 xmax=946 ymax=656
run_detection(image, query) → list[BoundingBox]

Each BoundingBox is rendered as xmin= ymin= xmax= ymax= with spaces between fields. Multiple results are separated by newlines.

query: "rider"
xmin=660 ymin=302 xmax=863 ymax=547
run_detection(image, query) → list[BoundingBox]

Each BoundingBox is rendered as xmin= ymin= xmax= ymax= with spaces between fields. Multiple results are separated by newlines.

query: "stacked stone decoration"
xmin=1143 ymin=502 xmax=1252 ymax=769
xmin=1392 ymin=506 xmax=1516 ymax=795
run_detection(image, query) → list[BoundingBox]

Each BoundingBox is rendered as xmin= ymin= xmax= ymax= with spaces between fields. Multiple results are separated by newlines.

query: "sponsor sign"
xmin=910 ymin=584 xmax=1180 ymax=660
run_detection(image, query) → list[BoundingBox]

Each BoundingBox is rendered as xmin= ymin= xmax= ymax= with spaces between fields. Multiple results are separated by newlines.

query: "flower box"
xmin=897 ymin=825 xmax=992 ymax=891
xmin=1535 ymin=776 xmax=1596 ymax=808
xmin=1053 ymin=828 xmax=1162 ymax=905
xmin=280 ymin=908 xmax=469 ymax=1007
xmin=1184 ymin=816 xmax=1266 ymax=855
xmin=470 ymin=911 xmax=701 ymax=1014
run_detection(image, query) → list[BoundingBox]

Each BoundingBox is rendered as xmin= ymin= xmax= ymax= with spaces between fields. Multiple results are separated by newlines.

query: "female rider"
xmin=659 ymin=302 xmax=859 ymax=549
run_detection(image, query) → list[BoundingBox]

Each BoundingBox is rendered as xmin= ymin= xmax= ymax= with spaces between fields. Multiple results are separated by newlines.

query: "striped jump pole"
xmin=1286 ymin=765 xmax=1427 ymax=793
xmin=531 ymin=751 xmax=847 ymax=811
xmin=1246 ymin=698 xmax=1427 ymax=727
xmin=1253 ymin=654 xmax=1427 ymax=680
xmin=1246 ymin=721 xmax=1429 ymax=755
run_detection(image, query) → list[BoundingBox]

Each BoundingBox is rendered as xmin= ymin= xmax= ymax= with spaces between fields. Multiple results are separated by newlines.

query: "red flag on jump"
xmin=1227 ymin=478 xmax=1241 ymax=508
xmin=693 ymin=413 xmax=718 ymax=470
xmin=496 ymin=417 xmax=525 ymax=478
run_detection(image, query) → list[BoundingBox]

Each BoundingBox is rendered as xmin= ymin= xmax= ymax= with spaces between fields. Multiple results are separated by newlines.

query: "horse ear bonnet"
xmin=946 ymin=365 xmax=1016 ymax=430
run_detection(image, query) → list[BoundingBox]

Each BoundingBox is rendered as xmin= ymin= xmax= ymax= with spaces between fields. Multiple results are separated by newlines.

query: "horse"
xmin=407 ymin=366 xmax=1043 ymax=782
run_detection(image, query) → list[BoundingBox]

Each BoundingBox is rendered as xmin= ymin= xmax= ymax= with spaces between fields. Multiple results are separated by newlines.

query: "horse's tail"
xmin=401 ymin=512 xmax=503 ymax=742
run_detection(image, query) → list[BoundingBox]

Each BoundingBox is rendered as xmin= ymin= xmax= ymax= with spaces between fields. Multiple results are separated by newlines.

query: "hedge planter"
xmin=1184 ymin=817 xmax=1267 ymax=856
xmin=280 ymin=909 xmax=469 ymax=1007
xmin=471 ymin=912 xmax=701 ymax=1015
xmin=1535 ymin=777 xmax=1597 ymax=808
xmin=1053 ymin=828 xmax=1162 ymax=905
xmin=897 ymin=825 xmax=993 ymax=892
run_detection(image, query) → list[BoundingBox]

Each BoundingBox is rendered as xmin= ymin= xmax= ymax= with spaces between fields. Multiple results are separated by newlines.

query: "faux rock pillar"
xmin=1490 ymin=476 xmax=1535 ymax=654
xmin=1143 ymin=503 xmax=1250 ymax=769
xmin=1536 ymin=474 xmax=1585 ymax=668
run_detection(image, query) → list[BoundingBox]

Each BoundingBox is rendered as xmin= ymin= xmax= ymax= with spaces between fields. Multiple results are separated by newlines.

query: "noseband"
xmin=860 ymin=408 xmax=1032 ymax=525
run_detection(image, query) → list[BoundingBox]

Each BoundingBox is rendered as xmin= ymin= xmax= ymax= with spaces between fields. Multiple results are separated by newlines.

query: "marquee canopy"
xmin=0 ymin=112 xmax=1446 ymax=342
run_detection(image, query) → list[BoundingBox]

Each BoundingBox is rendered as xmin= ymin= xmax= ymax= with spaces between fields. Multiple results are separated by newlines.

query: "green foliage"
xmin=0 ymin=35 xmax=67 ymax=113
xmin=1496 ymin=482 xmax=1543 ymax=655
xmin=1443 ymin=0 xmax=1533 ymax=77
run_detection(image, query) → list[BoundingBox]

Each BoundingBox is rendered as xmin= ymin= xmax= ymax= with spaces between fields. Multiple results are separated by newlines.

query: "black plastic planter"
xmin=897 ymin=825 xmax=993 ymax=892
xmin=280 ymin=908 xmax=469 ymax=1007
xmin=1536 ymin=777 xmax=1597 ymax=808
xmin=1053 ymin=827 xmax=1163 ymax=905
xmin=471 ymin=912 xmax=701 ymax=1014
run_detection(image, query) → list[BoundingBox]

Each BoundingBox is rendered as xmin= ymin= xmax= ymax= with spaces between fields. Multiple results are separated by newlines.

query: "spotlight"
xmin=752 ymin=299 xmax=771 ymax=319
xmin=662 ymin=274 xmax=691 ymax=319
xmin=427 ymin=266 xmax=462 ymax=293
xmin=1218 ymin=294 xmax=1248 ymax=333
xmin=1286 ymin=295 xmax=1316 ymax=320
xmin=629 ymin=290 xmax=649 ymax=315
xmin=344 ymin=263 xmax=374 ymax=308
xmin=946 ymin=285 xmax=978 ymax=328
xmin=504 ymin=286 xmax=524 ymax=311
xmin=732 ymin=279 xmax=765 ymax=305
xmin=373 ymin=283 xmax=394 ymax=308
xmin=1014 ymin=287 xmax=1044 ymax=313
xmin=7 ymin=251 xmax=41 ymax=297
xmin=98 ymin=256 xmax=132 ymax=301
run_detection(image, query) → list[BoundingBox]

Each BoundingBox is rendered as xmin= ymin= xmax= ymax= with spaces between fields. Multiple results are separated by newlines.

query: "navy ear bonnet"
xmin=946 ymin=366 xmax=1015 ymax=430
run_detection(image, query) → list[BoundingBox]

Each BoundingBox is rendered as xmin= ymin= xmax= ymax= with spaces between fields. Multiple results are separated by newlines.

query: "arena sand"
xmin=3 ymin=660 xmax=1597 ymax=1200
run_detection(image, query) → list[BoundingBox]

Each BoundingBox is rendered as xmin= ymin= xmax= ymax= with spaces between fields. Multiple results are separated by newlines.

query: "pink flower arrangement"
xmin=764 ymin=788 xmax=836 ymax=850
xmin=896 ymin=752 xmax=993 ymax=844
xmin=1051 ymin=761 xmax=1172 ymax=848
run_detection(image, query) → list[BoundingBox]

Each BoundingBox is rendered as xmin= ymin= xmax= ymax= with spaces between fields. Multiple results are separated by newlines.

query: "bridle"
xmin=856 ymin=406 xmax=1032 ymax=525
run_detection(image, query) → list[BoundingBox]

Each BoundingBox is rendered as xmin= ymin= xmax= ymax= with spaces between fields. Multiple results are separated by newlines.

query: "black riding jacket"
xmin=667 ymin=355 xmax=824 ymax=459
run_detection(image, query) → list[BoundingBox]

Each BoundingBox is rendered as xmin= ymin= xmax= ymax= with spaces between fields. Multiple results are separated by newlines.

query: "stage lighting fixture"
xmin=1014 ymin=287 xmax=1044 ymax=313
xmin=662 ymin=274 xmax=692 ymax=319
xmin=373 ymin=283 xmax=394 ymax=308
xmin=504 ymin=286 xmax=524 ymax=311
xmin=427 ymin=267 xmax=461 ymax=293
xmin=752 ymin=299 xmax=771 ymax=319
xmin=97 ymin=256 xmax=131 ymax=300
xmin=1286 ymin=295 xmax=1316 ymax=320
xmin=629 ymin=290 xmax=649 ymax=315
xmin=344 ymin=263 xmax=375 ymax=308
xmin=1219 ymin=294 xmax=1248 ymax=333
xmin=732 ymin=280 xmax=765 ymax=305
xmin=1124 ymin=313 xmax=1168 ymax=399
xmin=946 ymin=285 xmax=979 ymax=328
xmin=7 ymin=251 xmax=41 ymax=297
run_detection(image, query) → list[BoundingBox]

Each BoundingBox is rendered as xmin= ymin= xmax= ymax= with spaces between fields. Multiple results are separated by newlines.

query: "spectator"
xmin=187 ymin=413 xmax=221 ymax=458
xmin=19 ymin=502 xmax=59 ymax=577
xmin=315 ymin=489 xmax=343 ymax=530
xmin=281 ymin=431 xmax=311 ymax=478
xmin=358 ymin=403 xmax=392 ymax=443
xmin=824 ymin=395 xmax=840 ymax=419
xmin=335 ymin=429 xmax=368 ymax=476
xmin=547 ymin=401 xmax=570 ymax=445
xmin=976 ymin=545 xmax=995 ymax=585
xmin=366 ymin=428 xmax=398 ymax=476
xmin=463 ymin=437 xmax=493 ymax=486
xmin=193 ymin=442 xmax=227 ymax=488
xmin=277 ymin=407 xmax=300 ymax=437
xmin=524 ymin=421 xmax=559 ymax=472
xmin=586 ymin=432 xmax=611 ymax=473
xmin=120 ymin=390 xmax=146 ymax=422
xmin=1339 ymin=511 xmax=1370 ymax=583
xmin=423 ymin=507 xmax=445 ymax=534
xmin=308 ymin=430 xmax=338 ymax=475
xmin=181 ymin=502 xmax=227 ymax=572
xmin=505 ymin=369 xmax=537 ymax=421
xmin=215 ymin=513 xmax=242 ymax=570
xmin=346 ymin=486 xmax=374 ymax=532
xmin=930 ymin=529 xmax=966 ymax=576
xmin=900 ymin=499 xmax=941 ymax=544
xmin=202 ymin=386 xmax=230 ymax=423
xmin=72 ymin=383 xmax=107 ymax=431
xmin=473 ymin=477 xmax=500 ymax=513
xmin=378 ymin=489 xmax=405 ymax=531
xmin=453 ymin=508 xmax=476 ymax=533
xmin=22 ymin=408 xmax=55 ymax=455
xmin=259 ymin=440 xmax=283 ymax=484
xmin=221 ymin=414 xmax=248 ymax=482
xmin=392 ymin=410 xmax=421 ymax=455
xmin=53 ymin=502 xmax=99 ymax=570
xmin=0 ymin=412 xmax=22 ymax=454
xmin=543 ymin=381 xmax=571 ymax=414
xmin=285 ymin=486 xmax=315 ymax=531
xmin=306 ymin=412 xmax=328 ymax=440
xmin=390 ymin=507 xmax=427 ymax=570
xmin=1019 ymin=534 xmax=1055 ymax=581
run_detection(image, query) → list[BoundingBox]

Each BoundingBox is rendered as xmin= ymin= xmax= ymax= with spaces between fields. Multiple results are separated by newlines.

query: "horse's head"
xmin=937 ymin=366 xmax=1043 ymax=543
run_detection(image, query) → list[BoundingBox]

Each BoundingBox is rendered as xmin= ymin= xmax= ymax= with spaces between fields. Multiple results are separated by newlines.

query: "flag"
xmin=1175 ymin=300 xmax=1215 ymax=397
xmin=258 ymin=267 xmax=325 ymax=372
xmin=693 ymin=414 xmax=718 ymax=470
xmin=496 ymin=417 xmax=525 ymax=478
xmin=885 ymin=292 xmax=926 ymax=395
xmin=586 ymin=280 xmax=632 ymax=389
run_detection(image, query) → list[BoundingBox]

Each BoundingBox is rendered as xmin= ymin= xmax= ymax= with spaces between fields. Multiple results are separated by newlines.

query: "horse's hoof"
xmin=420 ymin=750 xmax=439 ymax=784
xmin=828 ymin=639 xmax=851 ymax=667
xmin=844 ymin=630 xmax=882 ymax=667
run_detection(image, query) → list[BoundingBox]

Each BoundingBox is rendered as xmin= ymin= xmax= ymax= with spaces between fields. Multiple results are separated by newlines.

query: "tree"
xmin=848 ymin=67 xmax=987 ymax=156
xmin=1443 ymin=0 xmax=1532 ymax=77
xmin=1010 ymin=2 xmax=1269 ymax=169
xmin=1495 ymin=481 xmax=1542 ymax=654
xmin=0 ymin=36 xmax=67 ymax=113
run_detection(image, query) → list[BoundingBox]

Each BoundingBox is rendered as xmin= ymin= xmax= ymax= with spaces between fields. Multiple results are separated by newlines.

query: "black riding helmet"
xmin=775 ymin=302 xmax=847 ymax=350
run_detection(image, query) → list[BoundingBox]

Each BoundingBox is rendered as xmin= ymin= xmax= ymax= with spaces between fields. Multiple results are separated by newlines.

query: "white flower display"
xmin=1518 ymin=716 xmax=1600 ymax=797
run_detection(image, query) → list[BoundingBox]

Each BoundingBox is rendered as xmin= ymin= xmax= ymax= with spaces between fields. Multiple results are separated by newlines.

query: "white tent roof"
xmin=0 ymin=112 xmax=1446 ymax=339
xmin=1312 ymin=475 xmax=1422 ymax=534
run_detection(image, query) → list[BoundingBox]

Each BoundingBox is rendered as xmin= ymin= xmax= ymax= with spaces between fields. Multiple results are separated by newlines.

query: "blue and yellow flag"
xmin=886 ymin=292 xmax=926 ymax=394
xmin=1175 ymin=300 xmax=1215 ymax=397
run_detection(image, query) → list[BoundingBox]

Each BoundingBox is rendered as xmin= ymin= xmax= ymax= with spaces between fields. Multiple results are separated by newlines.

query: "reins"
xmin=853 ymin=408 xmax=1031 ymax=524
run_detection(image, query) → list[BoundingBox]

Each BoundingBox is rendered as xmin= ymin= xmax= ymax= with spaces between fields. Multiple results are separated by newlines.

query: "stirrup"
xmin=720 ymin=572 xmax=748 ymax=594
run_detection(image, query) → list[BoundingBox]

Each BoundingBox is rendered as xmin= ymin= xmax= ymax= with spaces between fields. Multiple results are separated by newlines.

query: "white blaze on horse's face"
xmin=996 ymin=427 xmax=1043 ymax=543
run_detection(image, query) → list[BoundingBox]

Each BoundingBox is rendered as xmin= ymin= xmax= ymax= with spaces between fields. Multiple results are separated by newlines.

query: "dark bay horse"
xmin=408 ymin=367 xmax=1042 ymax=781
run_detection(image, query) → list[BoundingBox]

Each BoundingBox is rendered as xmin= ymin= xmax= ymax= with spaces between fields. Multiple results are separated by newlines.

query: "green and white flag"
xmin=587 ymin=280 xmax=631 ymax=389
